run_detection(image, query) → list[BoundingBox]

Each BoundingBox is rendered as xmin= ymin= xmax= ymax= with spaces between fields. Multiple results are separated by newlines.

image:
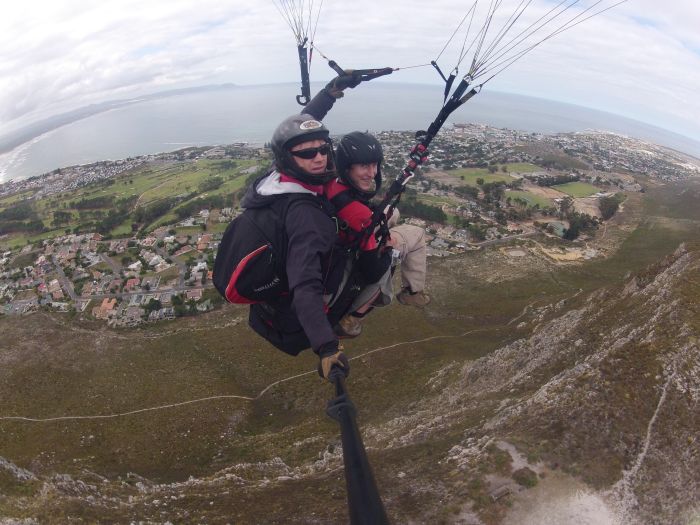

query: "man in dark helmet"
xmin=325 ymin=131 xmax=430 ymax=335
xmin=241 ymin=113 xmax=351 ymax=381
xmin=324 ymin=131 xmax=396 ymax=336
xmin=238 ymin=72 xmax=385 ymax=380
xmin=300 ymin=76 xmax=429 ymax=321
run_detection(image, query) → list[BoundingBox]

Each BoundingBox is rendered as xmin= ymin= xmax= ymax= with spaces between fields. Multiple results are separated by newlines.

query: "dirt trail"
xmin=501 ymin=473 xmax=622 ymax=525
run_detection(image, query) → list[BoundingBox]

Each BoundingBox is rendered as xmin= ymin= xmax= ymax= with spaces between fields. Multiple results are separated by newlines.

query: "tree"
xmin=482 ymin=182 xmax=505 ymax=204
xmin=468 ymin=223 xmax=487 ymax=241
xmin=145 ymin=298 xmax=162 ymax=313
xmin=455 ymin=185 xmax=479 ymax=199
xmin=563 ymin=212 xmax=598 ymax=240
xmin=51 ymin=210 xmax=72 ymax=227
xmin=599 ymin=194 xmax=623 ymax=220
xmin=198 ymin=176 xmax=225 ymax=193
xmin=559 ymin=196 xmax=574 ymax=218
xmin=172 ymin=302 xmax=187 ymax=316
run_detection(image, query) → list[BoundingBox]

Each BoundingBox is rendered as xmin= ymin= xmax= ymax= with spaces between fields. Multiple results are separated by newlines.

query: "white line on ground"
xmin=0 ymin=329 xmax=489 ymax=423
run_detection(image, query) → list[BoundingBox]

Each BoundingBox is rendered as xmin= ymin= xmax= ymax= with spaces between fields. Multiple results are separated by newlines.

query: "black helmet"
xmin=335 ymin=131 xmax=383 ymax=200
xmin=271 ymin=114 xmax=336 ymax=185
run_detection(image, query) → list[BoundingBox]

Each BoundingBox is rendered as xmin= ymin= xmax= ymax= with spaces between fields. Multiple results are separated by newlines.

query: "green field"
xmin=208 ymin=222 xmax=230 ymax=234
xmin=156 ymin=266 xmax=180 ymax=282
xmin=145 ymin=169 xmax=252 ymax=231
xmin=137 ymin=159 xmax=257 ymax=206
xmin=504 ymin=190 xmax=553 ymax=208
xmin=447 ymin=168 xmax=514 ymax=187
xmin=504 ymin=162 xmax=539 ymax=173
xmin=0 ymin=226 xmax=70 ymax=250
xmin=416 ymin=193 xmax=461 ymax=207
xmin=551 ymin=181 xmax=600 ymax=198
xmin=0 ymin=190 xmax=35 ymax=207
xmin=0 ymin=158 xmax=260 ymax=248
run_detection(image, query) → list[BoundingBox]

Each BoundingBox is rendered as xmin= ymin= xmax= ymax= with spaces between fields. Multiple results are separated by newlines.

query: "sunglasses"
xmin=290 ymin=144 xmax=331 ymax=159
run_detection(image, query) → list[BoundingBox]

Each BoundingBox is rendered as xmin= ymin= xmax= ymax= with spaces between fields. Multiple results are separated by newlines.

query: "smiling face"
xmin=289 ymin=139 xmax=329 ymax=176
xmin=347 ymin=162 xmax=378 ymax=193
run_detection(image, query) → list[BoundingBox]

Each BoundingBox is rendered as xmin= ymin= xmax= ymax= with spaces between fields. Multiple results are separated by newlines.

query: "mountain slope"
xmin=373 ymin=242 xmax=699 ymax=523
xmin=1 ymin=235 xmax=699 ymax=523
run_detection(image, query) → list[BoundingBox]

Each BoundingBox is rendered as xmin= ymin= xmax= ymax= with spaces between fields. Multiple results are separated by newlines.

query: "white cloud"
xmin=0 ymin=0 xmax=699 ymax=140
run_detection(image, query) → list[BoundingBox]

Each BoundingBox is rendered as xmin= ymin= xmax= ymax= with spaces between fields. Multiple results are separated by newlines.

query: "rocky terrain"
xmin=411 ymin=242 xmax=700 ymax=524
xmin=1 ymin=182 xmax=699 ymax=524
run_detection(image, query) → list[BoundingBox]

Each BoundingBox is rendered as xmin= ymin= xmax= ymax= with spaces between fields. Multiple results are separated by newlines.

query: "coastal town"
xmin=2 ymin=124 xmax=699 ymax=324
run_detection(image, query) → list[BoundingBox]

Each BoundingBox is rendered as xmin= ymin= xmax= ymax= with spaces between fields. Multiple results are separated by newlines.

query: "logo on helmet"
xmin=299 ymin=119 xmax=323 ymax=130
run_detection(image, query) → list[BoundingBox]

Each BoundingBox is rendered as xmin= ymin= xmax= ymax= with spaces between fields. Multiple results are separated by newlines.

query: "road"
xmin=52 ymin=256 xmax=78 ymax=300
xmin=100 ymin=253 xmax=122 ymax=274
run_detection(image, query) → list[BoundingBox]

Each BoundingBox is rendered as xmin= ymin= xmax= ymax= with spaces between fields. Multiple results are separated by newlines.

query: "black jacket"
xmin=242 ymin=171 xmax=345 ymax=354
xmin=302 ymin=88 xmax=336 ymax=121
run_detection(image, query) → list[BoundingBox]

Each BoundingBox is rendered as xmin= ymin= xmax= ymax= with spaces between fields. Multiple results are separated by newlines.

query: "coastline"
xmin=2 ymin=84 xmax=700 ymax=184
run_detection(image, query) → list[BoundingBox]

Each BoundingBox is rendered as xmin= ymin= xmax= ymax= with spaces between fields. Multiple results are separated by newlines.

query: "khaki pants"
xmin=390 ymin=224 xmax=427 ymax=293
xmin=348 ymin=222 xmax=427 ymax=312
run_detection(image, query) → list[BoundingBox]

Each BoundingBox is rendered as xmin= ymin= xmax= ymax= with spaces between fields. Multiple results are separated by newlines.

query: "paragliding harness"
xmin=248 ymin=269 xmax=365 ymax=357
xmin=212 ymin=191 xmax=367 ymax=355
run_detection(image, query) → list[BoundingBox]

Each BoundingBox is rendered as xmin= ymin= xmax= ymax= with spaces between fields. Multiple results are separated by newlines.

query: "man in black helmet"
xmin=325 ymin=131 xmax=431 ymax=335
xmin=242 ymin=113 xmax=355 ymax=380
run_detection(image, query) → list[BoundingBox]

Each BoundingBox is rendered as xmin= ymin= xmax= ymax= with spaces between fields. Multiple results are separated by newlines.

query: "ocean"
xmin=1 ymin=82 xmax=699 ymax=184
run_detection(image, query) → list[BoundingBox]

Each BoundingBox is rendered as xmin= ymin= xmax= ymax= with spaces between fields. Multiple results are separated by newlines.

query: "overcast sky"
xmin=1 ymin=0 xmax=699 ymax=141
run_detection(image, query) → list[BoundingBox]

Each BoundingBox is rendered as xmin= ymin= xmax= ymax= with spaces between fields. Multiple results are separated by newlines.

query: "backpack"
xmin=214 ymin=192 xmax=365 ymax=355
xmin=213 ymin=195 xmax=310 ymax=304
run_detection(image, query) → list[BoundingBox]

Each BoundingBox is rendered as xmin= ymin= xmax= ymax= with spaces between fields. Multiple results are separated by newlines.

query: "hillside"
xmin=1 ymin=182 xmax=699 ymax=524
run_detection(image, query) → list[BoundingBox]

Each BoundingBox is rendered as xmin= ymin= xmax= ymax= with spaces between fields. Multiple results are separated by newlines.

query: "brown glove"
xmin=318 ymin=347 xmax=350 ymax=381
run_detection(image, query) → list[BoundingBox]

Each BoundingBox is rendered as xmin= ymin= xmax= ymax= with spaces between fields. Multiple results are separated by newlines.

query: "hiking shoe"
xmin=397 ymin=289 xmax=431 ymax=307
xmin=334 ymin=314 xmax=362 ymax=338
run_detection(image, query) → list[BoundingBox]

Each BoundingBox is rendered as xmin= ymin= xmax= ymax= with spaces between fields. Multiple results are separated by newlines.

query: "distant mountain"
xmin=0 ymin=84 xmax=239 ymax=155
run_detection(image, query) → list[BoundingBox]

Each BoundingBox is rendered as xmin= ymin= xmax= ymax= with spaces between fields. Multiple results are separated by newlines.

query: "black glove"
xmin=325 ymin=71 xmax=362 ymax=99
xmin=317 ymin=341 xmax=350 ymax=380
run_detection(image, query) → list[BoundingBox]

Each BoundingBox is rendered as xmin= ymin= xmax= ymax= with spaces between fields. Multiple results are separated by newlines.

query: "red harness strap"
xmin=324 ymin=179 xmax=376 ymax=251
